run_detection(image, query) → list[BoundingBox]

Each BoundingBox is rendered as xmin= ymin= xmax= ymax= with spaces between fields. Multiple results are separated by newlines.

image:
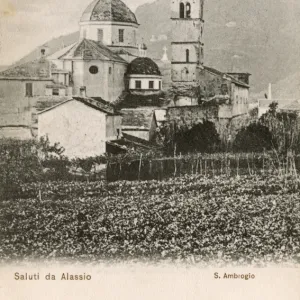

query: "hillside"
xmin=9 ymin=0 xmax=300 ymax=95
xmin=10 ymin=32 xmax=80 ymax=68
xmin=260 ymin=72 xmax=300 ymax=100
xmin=136 ymin=0 xmax=300 ymax=94
xmin=0 ymin=66 xmax=8 ymax=72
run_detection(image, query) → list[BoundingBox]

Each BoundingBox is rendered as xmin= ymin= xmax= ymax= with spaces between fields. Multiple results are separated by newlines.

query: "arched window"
xmin=186 ymin=3 xmax=191 ymax=18
xmin=179 ymin=2 xmax=185 ymax=18
xmin=186 ymin=49 xmax=190 ymax=62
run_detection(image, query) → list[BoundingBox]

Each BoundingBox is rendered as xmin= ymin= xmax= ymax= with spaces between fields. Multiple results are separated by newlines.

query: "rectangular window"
xmin=133 ymin=30 xmax=136 ymax=43
xmin=25 ymin=83 xmax=33 ymax=97
xmin=52 ymin=88 xmax=59 ymax=96
xmin=98 ymin=29 xmax=103 ymax=42
xmin=119 ymin=29 xmax=124 ymax=43
xmin=159 ymin=81 xmax=162 ymax=90
xmin=135 ymin=80 xmax=141 ymax=89
xmin=221 ymin=84 xmax=228 ymax=95
xmin=149 ymin=81 xmax=154 ymax=89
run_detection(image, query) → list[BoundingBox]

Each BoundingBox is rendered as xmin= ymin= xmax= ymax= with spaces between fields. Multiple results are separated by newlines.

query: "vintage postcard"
xmin=0 ymin=0 xmax=300 ymax=299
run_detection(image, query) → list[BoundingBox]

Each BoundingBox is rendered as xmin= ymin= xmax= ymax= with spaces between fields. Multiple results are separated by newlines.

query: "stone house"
xmin=0 ymin=56 xmax=70 ymax=139
xmin=121 ymin=108 xmax=158 ymax=141
xmin=38 ymin=97 xmax=122 ymax=158
xmin=125 ymin=57 xmax=163 ymax=96
xmin=49 ymin=38 xmax=128 ymax=101
xmin=197 ymin=66 xmax=250 ymax=118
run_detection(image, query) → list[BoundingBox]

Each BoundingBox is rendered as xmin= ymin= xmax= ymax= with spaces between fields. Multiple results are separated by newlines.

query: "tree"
xmin=233 ymin=122 xmax=274 ymax=152
xmin=155 ymin=120 xmax=221 ymax=155
xmin=260 ymin=102 xmax=300 ymax=154
xmin=0 ymin=137 xmax=66 ymax=200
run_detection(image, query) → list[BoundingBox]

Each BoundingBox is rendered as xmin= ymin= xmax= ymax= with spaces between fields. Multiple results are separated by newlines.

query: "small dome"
xmin=127 ymin=57 xmax=161 ymax=76
xmin=80 ymin=0 xmax=138 ymax=24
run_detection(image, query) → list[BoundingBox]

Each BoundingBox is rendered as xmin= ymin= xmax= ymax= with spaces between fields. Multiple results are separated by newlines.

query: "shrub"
xmin=0 ymin=139 xmax=42 ymax=199
xmin=233 ymin=122 xmax=274 ymax=152
xmin=0 ymin=137 xmax=65 ymax=199
xmin=157 ymin=120 xmax=221 ymax=155
xmin=260 ymin=102 xmax=300 ymax=154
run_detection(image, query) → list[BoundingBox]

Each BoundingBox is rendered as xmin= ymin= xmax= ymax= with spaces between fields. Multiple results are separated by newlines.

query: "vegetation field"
xmin=1 ymin=174 xmax=300 ymax=266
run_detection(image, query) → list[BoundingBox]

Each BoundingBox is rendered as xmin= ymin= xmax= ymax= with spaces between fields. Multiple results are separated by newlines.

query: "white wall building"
xmin=126 ymin=57 xmax=163 ymax=96
xmin=38 ymin=97 xmax=122 ymax=158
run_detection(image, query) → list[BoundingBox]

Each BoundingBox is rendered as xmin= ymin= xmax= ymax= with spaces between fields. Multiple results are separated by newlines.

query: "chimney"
xmin=40 ymin=45 xmax=49 ymax=59
xmin=139 ymin=42 xmax=147 ymax=57
xmin=80 ymin=86 xmax=87 ymax=97
xmin=268 ymin=83 xmax=272 ymax=100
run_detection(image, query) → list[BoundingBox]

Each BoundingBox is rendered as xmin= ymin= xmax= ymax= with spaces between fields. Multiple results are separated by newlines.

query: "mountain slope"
xmin=261 ymin=72 xmax=300 ymax=100
xmin=10 ymin=0 xmax=300 ymax=95
xmin=10 ymin=32 xmax=80 ymax=68
xmin=136 ymin=0 xmax=300 ymax=93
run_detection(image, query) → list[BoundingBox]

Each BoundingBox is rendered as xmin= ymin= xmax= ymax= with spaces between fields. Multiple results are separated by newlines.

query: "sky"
xmin=0 ymin=0 xmax=154 ymax=65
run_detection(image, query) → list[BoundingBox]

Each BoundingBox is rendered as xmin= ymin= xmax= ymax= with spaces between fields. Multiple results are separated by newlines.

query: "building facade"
xmin=38 ymin=97 xmax=122 ymax=158
xmin=171 ymin=0 xmax=205 ymax=103
xmin=79 ymin=0 xmax=139 ymax=58
xmin=126 ymin=57 xmax=162 ymax=96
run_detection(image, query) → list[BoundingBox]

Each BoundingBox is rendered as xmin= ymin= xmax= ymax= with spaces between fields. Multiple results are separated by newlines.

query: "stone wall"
xmin=167 ymin=105 xmax=252 ymax=143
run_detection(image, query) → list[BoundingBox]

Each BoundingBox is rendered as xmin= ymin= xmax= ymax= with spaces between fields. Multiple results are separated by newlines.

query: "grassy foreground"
xmin=1 ymin=174 xmax=300 ymax=265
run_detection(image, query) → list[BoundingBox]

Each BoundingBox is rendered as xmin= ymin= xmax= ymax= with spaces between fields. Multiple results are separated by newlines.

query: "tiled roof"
xmin=121 ymin=108 xmax=156 ymax=129
xmin=107 ymin=133 xmax=160 ymax=152
xmin=113 ymin=48 xmax=138 ymax=56
xmin=47 ymin=43 xmax=77 ymax=60
xmin=59 ymin=39 xmax=126 ymax=63
xmin=203 ymin=66 xmax=250 ymax=88
xmin=38 ymin=96 xmax=120 ymax=116
xmin=80 ymin=0 xmax=138 ymax=24
xmin=0 ymin=58 xmax=54 ymax=80
xmin=127 ymin=57 xmax=162 ymax=76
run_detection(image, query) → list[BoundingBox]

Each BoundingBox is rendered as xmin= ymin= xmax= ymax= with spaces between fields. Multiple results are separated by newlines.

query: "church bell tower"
xmin=171 ymin=0 xmax=204 ymax=88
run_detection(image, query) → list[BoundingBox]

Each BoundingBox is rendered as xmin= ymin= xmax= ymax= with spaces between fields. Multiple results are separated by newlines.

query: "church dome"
xmin=80 ymin=0 xmax=138 ymax=24
xmin=127 ymin=57 xmax=161 ymax=76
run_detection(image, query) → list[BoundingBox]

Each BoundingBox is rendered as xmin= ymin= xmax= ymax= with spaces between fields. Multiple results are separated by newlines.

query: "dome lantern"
xmin=79 ymin=0 xmax=139 ymax=57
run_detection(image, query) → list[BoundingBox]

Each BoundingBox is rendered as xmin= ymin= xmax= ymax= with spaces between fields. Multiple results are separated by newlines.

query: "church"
xmin=43 ymin=0 xmax=163 ymax=102
xmin=0 ymin=0 xmax=251 ymax=156
xmin=0 ymin=0 xmax=164 ymax=151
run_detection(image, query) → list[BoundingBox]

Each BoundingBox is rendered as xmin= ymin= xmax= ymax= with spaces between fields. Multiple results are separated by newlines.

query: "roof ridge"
xmin=80 ymin=0 xmax=138 ymax=24
xmin=58 ymin=43 xmax=77 ymax=59
xmin=0 ymin=58 xmax=46 ymax=74
xmin=86 ymin=39 xmax=108 ymax=60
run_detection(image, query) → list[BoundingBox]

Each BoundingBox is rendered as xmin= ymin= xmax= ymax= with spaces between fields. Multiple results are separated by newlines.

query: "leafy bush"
xmin=249 ymin=106 xmax=258 ymax=118
xmin=233 ymin=102 xmax=300 ymax=154
xmin=233 ymin=122 xmax=274 ymax=152
xmin=0 ymin=139 xmax=42 ymax=199
xmin=157 ymin=120 xmax=221 ymax=155
xmin=260 ymin=102 xmax=300 ymax=154
xmin=1 ymin=175 xmax=300 ymax=265
xmin=0 ymin=137 xmax=65 ymax=199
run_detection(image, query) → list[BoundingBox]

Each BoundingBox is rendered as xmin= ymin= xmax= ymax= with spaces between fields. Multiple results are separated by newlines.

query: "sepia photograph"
xmin=0 ymin=0 xmax=300 ymax=299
